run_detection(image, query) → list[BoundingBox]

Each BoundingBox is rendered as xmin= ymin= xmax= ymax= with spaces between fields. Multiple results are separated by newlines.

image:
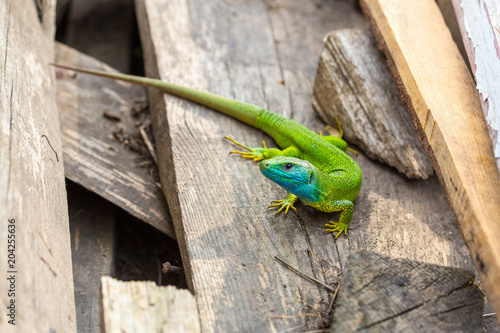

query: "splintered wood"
xmin=0 ymin=0 xmax=76 ymax=331
xmin=313 ymin=29 xmax=433 ymax=179
xmin=134 ymin=0 xmax=476 ymax=331
xmin=361 ymin=0 xmax=500 ymax=319
xmin=333 ymin=251 xmax=483 ymax=332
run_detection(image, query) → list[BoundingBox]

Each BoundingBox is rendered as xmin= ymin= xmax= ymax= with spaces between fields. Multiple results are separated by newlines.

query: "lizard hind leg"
xmin=333 ymin=117 xmax=358 ymax=154
xmin=224 ymin=136 xmax=281 ymax=162
xmin=322 ymin=116 xmax=343 ymax=138
xmin=320 ymin=117 xmax=358 ymax=154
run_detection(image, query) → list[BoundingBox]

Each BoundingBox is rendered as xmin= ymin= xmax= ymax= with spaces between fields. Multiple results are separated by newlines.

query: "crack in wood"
xmin=3 ymin=3 xmax=11 ymax=73
xmin=266 ymin=7 xmax=293 ymax=119
xmin=6 ymin=84 xmax=14 ymax=199
xmin=39 ymin=254 xmax=58 ymax=278
xmin=33 ymin=0 xmax=43 ymax=24
xmin=363 ymin=301 xmax=426 ymax=329
xmin=36 ymin=228 xmax=55 ymax=258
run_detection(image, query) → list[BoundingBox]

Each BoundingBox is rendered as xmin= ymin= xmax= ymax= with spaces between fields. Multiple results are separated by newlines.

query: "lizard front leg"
xmin=225 ymin=136 xmax=299 ymax=161
xmin=269 ymin=193 xmax=298 ymax=215
xmin=324 ymin=200 xmax=354 ymax=238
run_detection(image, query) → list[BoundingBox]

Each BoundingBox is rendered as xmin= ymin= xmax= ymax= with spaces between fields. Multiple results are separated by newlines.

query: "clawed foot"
xmin=346 ymin=147 xmax=358 ymax=155
xmin=325 ymin=221 xmax=349 ymax=238
xmin=225 ymin=136 xmax=266 ymax=162
xmin=269 ymin=199 xmax=297 ymax=215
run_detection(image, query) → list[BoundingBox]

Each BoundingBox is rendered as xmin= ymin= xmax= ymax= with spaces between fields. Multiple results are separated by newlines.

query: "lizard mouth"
xmin=259 ymin=158 xmax=314 ymax=185
xmin=259 ymin=162 xmax=281 ymax=178
xmin=259 ymin=161 xmax=288 ymax=180
xmin=258 ymin=155 xmax=319 ymax=189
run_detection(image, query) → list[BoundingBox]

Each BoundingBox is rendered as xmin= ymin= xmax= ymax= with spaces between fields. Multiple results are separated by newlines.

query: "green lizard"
xmin=53 ymin=64 xmax=362 ymax=237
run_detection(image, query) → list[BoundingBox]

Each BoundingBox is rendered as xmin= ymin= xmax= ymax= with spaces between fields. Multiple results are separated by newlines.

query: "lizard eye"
xmin=284 ymin=163 xmax=294 ymax=171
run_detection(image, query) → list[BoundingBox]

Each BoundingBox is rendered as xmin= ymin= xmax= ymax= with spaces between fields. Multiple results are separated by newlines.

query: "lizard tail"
xmin=51 ymin=63 xmax=262 ymax=128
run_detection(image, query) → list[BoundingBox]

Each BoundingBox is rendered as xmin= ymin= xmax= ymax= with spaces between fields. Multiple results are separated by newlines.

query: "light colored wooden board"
xmin=101 ymin=277 xmax=200 ymax=333
xmin=312 ymin=28 xmax=433 ymax=179
xmin=55 ymin=42 xmax=175 ymax=238
xmin=449 ymin=0 xmax=500 ymax=174
xmin=360 ymin=0 xmax=500 ymax=321
xmin=135 ymin=0 xmax=475 ymax=331
xmin=69 ymin=182 xmax=116 ymax=333
xmin=332 ymin=251 xmax=483 ymax=333
xmin=435 ymin=0 xmax=470 ymax=72
xmin=0 ymin=0 xmax=76 ymax=331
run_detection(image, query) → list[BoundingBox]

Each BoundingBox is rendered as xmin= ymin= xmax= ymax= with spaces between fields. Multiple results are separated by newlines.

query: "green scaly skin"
xmin=52 ymin=64 xmax=363 ymax=237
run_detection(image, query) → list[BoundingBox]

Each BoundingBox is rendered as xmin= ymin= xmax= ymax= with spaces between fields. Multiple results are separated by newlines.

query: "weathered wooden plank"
xmin=0 ymin=0 xmax=76 ymax=331
xmin=64 ymin=0 xmax=134 ymax=73
xmin=54 ymin=42 xmax=175 ymax=238
xmin=312 ymin=28 xmax=433 ymax=179
xmin=332 ymin=251 xmax=484 ymax=333
xmin=134 ymin=0 xmax=475 ymax=331
xmin=360 ymin=0 xmax=500 ymax=320
xmin=101 ymin=277 xmax=200 ymax=333
xmin=68 ymin=182 xmax=116 ymax=333
xmin=449 ymin=0 xmax=500 ymax=173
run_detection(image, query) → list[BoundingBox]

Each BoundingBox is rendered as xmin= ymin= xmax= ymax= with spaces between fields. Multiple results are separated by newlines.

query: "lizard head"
xmin=259 ymin=156 xmax=322 ymax=203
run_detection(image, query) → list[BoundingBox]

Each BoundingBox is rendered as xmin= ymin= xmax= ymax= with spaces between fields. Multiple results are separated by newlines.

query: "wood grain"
xmin=360 ymin=0 xmax=500 ymax=320
xmin=332 ymin=251 xmax=483 ymax=333
xmin=55 ymin=42 xmax=175 ymax=238
xmin=135 ymin=0 xmax=476 ymax=331
xmin=101 ymin=277 xmax=200 ymax=333
xmin=0 ymin=0 xmax=76 ymax=331
xmin=313 ymin=28 xmax=433 ymax=179
xmin=435 ymin=0 xmax=470 ymax=72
